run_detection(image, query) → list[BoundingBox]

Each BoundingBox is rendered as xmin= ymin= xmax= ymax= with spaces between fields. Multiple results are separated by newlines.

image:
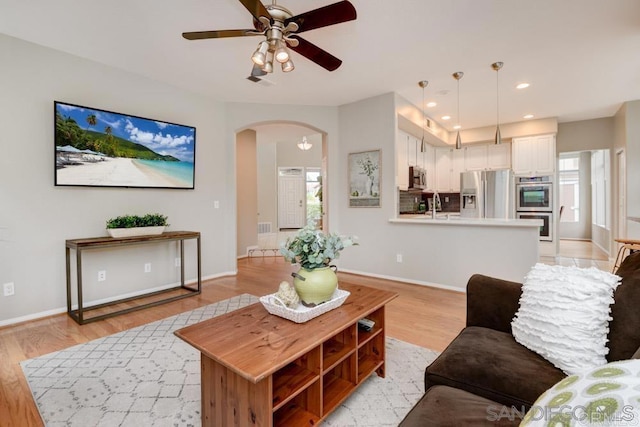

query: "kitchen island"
xmin=370 ymin=215 xmax=543 ymax=292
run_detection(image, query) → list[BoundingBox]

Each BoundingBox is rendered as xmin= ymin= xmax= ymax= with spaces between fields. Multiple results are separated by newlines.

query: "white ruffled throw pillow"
xmin=511 ymin=263 xmax=621 ymax=375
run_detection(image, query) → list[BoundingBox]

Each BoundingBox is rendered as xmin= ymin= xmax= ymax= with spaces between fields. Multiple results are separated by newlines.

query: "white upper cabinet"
xmin=396 ymin=131 xmax=409 ymax=189
xmin=397 ymin=130 xmax=435 ymax=190
xmin=463 ymin=143 xmax=511 ymax=171
xmin=512 ymin=134 xmax=556 ymax=176
xmin=464 ymin=145 xmax=488 ymax=171
xmin=487 ymin=143 xmax=512 ymax=170
xmin=435 ymin=147 xmax=464 ymax=192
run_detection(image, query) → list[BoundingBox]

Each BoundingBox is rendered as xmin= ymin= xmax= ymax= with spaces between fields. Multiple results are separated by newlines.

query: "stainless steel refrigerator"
xmin=460 ymin=169 xmax=514 ymax=219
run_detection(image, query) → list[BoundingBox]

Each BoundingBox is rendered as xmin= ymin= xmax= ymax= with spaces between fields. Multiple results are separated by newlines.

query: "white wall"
xmin=257 ymin=142 xmax=277 ymax=229
xmin=236 ymin=129 xmax=257 ymax=257
xmin=623 ymin=101 xmax=640 ymax=239
xmin=558 ymin=151 xmax=592 ymax=240
xmin=0 ymin=34 xmax=230 ymax=324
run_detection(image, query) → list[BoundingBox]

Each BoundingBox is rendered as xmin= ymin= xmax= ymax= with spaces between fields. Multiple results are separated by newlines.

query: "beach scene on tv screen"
xmin=55 ymin=102 xmax=195 ymax=188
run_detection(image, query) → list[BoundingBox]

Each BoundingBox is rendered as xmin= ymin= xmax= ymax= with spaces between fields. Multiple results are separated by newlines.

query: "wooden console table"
xmin=66 ymin=231 xmax=201 ymax=324
xmin=174 ymin=283 xmax=397 ymax=426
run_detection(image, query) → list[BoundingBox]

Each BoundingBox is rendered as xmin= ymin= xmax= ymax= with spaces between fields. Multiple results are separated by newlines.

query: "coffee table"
xmin=174 ymin=283 xmax=397 ymax=426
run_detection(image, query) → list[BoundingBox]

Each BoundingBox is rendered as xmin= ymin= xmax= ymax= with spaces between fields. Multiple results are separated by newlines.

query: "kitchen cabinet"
xmin=397 ymin=130 xmax=433 ymax=190
xmin=422 ymin=143 xmax=435 ymax=191
xmin=512 ymin=134 xmax=556 ymax=176
xmin=396 ymin=131 xmax=409 ymax=189
xmin=435 ymin=147 xmax=464 ymax=192
xmin=463 ymin=143 xmax=511 ymax=171
xmin=487 ymin=143 xmax=512 ymax=170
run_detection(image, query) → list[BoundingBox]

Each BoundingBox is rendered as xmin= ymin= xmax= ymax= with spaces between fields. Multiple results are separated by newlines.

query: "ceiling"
xmin=2 ymin=0 xmax=639 ymax=132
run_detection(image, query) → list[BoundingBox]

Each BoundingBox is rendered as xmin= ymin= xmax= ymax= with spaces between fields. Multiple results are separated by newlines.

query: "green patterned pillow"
xmin=520 ymin=359 xmax=640 ymax=426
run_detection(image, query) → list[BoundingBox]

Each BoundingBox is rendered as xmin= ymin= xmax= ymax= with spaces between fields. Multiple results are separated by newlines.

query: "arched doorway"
xmin=235 ymin=121 xmax=328 ymax=260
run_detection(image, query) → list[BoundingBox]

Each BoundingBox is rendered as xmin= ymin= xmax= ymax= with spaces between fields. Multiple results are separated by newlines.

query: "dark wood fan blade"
xmin=285 ymin=0 xmax=356 ymax=33
xmin=182 ymin=29 xmax=258 ymax=40
xmin=288 ymin=35 xmax=342 ymax=71
xmin=238 ymin=0 xmax=271 ymax=23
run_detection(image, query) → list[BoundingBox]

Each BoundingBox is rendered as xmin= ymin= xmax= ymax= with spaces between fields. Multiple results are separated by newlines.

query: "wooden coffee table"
xmin=174 ymin=283 xmax=397 ymax=426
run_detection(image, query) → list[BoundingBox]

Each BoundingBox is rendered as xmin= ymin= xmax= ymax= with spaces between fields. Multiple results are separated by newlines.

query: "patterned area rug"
xmin=21 ymin=294 xmax=438 ymax=426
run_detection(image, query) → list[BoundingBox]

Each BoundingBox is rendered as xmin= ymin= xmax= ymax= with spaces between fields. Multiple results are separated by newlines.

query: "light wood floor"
xmin=0 ymin=257 xmax=466 ymax=427
xmin=539 ymin=239 xmax=613 ymax=271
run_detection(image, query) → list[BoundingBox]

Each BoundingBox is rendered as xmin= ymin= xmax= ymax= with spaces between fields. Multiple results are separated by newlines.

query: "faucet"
xmin=431 ymin=191 xmax=441 ymax=219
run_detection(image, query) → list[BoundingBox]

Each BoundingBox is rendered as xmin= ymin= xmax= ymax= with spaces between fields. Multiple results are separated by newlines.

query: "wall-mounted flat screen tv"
xmin=55 ymin=101 xmax=195 ymax=189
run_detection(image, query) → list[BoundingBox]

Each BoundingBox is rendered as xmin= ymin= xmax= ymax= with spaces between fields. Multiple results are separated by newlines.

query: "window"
xmin=591 ymin=150 xmax=610 ymax=229
xmin=306 ymin=168 xmax=322 ymax=227
xmin=559 ymin=155 xmax=580 ymax=223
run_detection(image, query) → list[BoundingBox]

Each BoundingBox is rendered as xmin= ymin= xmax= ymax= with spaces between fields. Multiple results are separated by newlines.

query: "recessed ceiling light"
xmin=516 ymin=83 xmax=530 ymax=89
xmin=441 ymin=115 xmax=451 ymax=120
xmin=523 ymin=114 xmax=534 ymax=119
xmin=453 ymin=125 xmax=461 ymax=130
xmin=426 ymin=102 xmax=437 ymax=108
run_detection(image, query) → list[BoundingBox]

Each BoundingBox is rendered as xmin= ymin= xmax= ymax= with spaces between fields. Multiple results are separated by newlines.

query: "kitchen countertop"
xmin=392 ymin=213 xmax=543 ymax=228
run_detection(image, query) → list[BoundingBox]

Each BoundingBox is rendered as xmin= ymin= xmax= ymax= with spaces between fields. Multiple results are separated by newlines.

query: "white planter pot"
xmin=107 ymin=226 xmax=165 ymax=238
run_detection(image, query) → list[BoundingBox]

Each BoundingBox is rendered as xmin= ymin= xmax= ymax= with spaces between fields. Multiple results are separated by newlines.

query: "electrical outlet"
xmin=214 ymin=200 xmax=220 ymax=209
xmin=175 ymin=257 xmax=181 ymax=267
xmin=144 ymin=263 xmax=151 ymax=273
xmin=98 ymin=270 xmax=106 ymax=282
xmin=445 ymin=196 xmax=450 ymax=203
xmin=396 ymin=254 xmax=403 ymax=263
xmin=3 ymin=282 xmax=15 ymax=297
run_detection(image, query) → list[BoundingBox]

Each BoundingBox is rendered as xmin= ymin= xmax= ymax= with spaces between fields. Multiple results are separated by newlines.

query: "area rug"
xmin=21 ymin=294 xmax=438 ymax=426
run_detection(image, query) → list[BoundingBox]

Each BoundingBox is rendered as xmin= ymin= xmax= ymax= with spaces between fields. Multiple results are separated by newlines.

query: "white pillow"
xmin=511 ymin=263 xmax=621 ymax=375
xmin=520 ymin=359 xmax=640 ymax=426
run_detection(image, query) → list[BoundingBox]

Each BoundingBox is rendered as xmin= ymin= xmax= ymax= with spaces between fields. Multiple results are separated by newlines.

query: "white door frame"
xmin=617 ymin=149 xmax=627 ymax=241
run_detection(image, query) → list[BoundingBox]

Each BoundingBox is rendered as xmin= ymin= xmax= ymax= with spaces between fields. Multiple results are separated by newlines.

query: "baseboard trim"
xmin=338 ymin=268 xmax=466 ymax=294
xmin=0 ymin=271 xmax=237 ymax=328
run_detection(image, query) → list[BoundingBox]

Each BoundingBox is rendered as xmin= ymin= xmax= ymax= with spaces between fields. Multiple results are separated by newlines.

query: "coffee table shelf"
xmin=272 ymin=363 xmax=319 ymax=411
xmin=174 ymin=283 xmax=397 ymax=426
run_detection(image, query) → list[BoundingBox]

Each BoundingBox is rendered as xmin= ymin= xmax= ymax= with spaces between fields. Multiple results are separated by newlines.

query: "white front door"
xmin=278 ymin=168 xmax=306 ymax=229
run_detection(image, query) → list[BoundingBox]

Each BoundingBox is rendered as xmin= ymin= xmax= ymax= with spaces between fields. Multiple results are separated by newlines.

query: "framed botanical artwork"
xmin=348 ymin=149 xmax=381 ymax=208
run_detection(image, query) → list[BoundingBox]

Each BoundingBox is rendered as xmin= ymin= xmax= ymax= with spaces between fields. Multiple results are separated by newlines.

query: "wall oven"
xmin=516 ymin=179 xmax=552 ymax=212
xmin=517 ymin=211 xmax=553 ymax=241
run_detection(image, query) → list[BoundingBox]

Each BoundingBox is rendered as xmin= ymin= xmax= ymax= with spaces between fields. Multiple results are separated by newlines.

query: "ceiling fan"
xmin=182 ymin=0 xmax=357 ymax=76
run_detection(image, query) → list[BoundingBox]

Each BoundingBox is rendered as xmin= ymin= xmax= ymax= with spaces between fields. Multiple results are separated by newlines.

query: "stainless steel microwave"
xmin=516 ymin=182 xmax=552 ymax=211
xmin=409 ymin=166 xmax=426 ymax=189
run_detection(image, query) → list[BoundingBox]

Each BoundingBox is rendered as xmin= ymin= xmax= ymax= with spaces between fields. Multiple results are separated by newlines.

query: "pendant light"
xmin=492 ymin=62 xmax=504 ymax=145
xmin=418 ymin=80 xmax=428 ymax=152
xmin=453 ymin=72 xmax=464 ymax=149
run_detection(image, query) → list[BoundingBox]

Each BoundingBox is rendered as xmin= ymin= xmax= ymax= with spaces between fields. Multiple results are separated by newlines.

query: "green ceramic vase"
xmin=292 ymin=266 xmax=338 ymax=307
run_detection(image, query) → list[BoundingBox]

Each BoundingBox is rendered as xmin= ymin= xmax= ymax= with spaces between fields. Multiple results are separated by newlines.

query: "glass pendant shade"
xmin=455 ymin=131 xmax=462 ymax=150
xmin=251 ymin=41 xmax=269 ymax=66
xmin=274 ymin=41 xmax=290 ymax=63
xmin=282 ymin=59 xmax=295 ymax=72
xmin=495 ymin=125 xmax=502 ymax=145
xmin=262 ymin=60 xmax=273 ymax=73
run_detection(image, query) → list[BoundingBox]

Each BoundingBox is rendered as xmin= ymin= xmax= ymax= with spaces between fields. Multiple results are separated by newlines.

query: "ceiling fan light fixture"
xmin=251 ymin=41 xmax=269 ymax=66
xmin=262 ymin=59 xmax=273 ymax=73
xmin=274 ymin=41 xmax=290 ymax=63
xmin=282 ymin=59 xmax=295 ymax=72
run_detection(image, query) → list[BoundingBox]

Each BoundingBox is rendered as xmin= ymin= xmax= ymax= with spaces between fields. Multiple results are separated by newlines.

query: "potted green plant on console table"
xmin=106 ymin=213 xmax=169 ymax=238
xmin=280 ymin=223 xmax=357 ymax=307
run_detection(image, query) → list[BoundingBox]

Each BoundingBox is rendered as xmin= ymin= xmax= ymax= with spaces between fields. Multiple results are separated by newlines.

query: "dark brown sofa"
xmin=400 ymin=252 xmax=640 ymax=426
